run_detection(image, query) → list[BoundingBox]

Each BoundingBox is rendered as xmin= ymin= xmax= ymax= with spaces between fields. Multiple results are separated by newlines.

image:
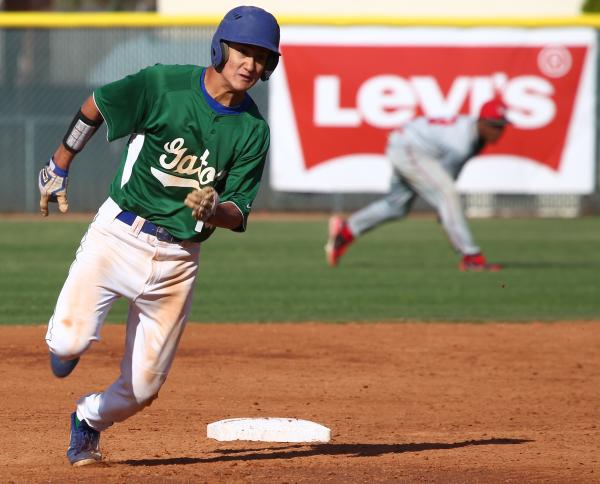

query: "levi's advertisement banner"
xmin=269 ymin=27 xmax=596 ymax=194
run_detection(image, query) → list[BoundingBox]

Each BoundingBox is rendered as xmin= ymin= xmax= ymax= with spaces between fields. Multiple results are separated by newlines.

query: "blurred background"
xmin=1 ymin=0 xmax=599 ymax=216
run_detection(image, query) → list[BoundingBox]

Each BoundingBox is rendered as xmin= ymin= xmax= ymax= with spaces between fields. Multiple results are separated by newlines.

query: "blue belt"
xmin=116 ymin=211 xmax=181 ymax=243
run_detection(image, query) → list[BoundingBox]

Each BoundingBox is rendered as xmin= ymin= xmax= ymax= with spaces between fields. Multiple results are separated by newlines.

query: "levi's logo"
xmin=281 ymin=45 xmax=587 ymax=172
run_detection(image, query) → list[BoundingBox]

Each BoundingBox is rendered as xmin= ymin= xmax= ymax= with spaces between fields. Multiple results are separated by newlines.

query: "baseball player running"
xmin=39 ymin=6 xmax=280 ymax=466
xmin=326 ymin=99 xmax=509 ymax=271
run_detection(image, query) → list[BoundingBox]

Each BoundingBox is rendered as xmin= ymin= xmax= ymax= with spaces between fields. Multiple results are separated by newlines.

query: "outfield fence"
xmin=1 ymin=13 xmax=600 ymax=216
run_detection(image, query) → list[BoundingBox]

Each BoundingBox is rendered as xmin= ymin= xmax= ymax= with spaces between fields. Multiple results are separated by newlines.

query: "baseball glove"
xmin=38 ymin=160 xmax=69 ymax=217
xmin=185 ymin=187 xmax=220 ymax=221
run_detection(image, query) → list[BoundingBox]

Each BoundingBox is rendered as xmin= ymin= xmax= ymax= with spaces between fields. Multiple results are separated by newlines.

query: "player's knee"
xmin=132 ymin=372 xmax=166 ymax=406
xmin=46 ymin=315 xmax=97 ymax=358
xmin=131 ymin=387 xmax=160 ymax=411
xmin=385 ymin=200 xmax=408 ymax=219
xmin=135 ymin=392 xmax=159 ymax=410
xmin=47 ymin=336 xmax=91 ymax=360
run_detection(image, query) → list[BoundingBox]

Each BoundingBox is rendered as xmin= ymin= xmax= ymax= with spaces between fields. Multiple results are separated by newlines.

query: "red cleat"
xmin=459 ymin=253 xmax=502 ymax=272
xmin=325 ymin=216 xmax=354 ymax=267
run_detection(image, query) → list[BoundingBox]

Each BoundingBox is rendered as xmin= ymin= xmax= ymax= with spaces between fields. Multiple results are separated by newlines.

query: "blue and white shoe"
xmin=49 ymin=352 xmax=79 ymax=378
xmin=67 ymin=412 xmax=102 ymax=466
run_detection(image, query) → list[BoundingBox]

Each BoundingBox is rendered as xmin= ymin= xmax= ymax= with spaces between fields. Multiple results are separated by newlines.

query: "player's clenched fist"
xmin=38 ymin=158 xmax=69 ymax=217
xmin=185 ymin=186 xmax=219 ymax=221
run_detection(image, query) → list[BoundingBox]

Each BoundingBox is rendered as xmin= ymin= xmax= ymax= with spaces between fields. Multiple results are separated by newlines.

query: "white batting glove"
xmin=38 ymin=158 xmax=69 ymax=217
xmin=184 ymin=186 xmax=219 ymax=222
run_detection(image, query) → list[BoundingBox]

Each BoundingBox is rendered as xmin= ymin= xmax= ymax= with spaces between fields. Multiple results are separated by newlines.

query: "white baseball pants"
xmin=348 ymin=137 xmax=480 ymax=256
xmin=46 ymin=198 xmax=200 ymax=431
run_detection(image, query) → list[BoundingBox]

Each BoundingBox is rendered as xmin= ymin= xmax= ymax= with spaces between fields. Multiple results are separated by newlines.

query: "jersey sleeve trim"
xmin=92 ymin=92 xmax=110 ymax=142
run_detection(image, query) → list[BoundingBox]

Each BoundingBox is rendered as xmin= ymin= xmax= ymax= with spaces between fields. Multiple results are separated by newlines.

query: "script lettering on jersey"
xmin=152 ymin=138 xmax=215 ymax=190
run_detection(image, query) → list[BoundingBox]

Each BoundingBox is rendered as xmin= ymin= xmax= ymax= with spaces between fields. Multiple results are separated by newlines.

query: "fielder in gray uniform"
xmin=326 ymin=98 xmax=509 ymax=271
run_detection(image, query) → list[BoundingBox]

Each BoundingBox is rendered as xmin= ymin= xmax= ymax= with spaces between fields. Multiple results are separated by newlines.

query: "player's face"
xmin=222 ymin=42 xmax=270 ymax=92
xmin=478 ymin=120 xmax=506 ymax=144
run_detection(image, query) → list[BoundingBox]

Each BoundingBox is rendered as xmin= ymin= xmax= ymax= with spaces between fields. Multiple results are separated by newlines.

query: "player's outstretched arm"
xmin=38 ymin=96 xmax=104 ymax=217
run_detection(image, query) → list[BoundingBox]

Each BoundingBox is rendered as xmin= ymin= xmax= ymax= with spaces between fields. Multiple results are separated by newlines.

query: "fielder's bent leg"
xmin=326 ymin=174 xmax=416 ymax=267
xmin=347 ymin=174 xmax=416 ymax=236
xmin=394 ymin=148 xmax=481 ymax=256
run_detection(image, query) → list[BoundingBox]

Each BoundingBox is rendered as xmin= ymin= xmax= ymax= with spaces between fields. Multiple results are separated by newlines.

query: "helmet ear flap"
xmin=260 ymin=53 xmax=280 ymax=81
xmin=214 ymin=41 xmax=230 ymax=73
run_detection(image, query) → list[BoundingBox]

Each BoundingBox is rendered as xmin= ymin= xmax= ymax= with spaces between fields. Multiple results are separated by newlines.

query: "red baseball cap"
xmin=478 ymin=98 xmax=510 ymax=126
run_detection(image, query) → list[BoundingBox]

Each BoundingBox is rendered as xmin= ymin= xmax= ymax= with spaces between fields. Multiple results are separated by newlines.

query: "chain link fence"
xmin=1 ymin=26 xmax=218 ymax=212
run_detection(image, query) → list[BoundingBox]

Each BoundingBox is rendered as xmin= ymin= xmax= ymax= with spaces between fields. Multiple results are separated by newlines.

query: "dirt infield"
xmin=1 ymin=323 xmax=598 ymax=483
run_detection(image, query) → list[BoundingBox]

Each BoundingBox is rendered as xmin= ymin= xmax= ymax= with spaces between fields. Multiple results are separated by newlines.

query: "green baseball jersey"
xmin=93 ymin=64 xmax=270 ymax=242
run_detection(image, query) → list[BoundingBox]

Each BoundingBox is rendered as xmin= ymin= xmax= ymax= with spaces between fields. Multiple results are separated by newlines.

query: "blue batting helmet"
xmin=211 ymin=6 xmax=281 ymax=81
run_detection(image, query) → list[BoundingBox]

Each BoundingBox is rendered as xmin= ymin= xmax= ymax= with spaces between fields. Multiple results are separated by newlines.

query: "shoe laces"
xmin=74 ymin=421 xmax=100 ymax=452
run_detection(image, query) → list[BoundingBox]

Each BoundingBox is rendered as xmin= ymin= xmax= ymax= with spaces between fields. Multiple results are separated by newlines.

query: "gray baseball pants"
xmin=347 ymin=138 xmax=480 ymax=256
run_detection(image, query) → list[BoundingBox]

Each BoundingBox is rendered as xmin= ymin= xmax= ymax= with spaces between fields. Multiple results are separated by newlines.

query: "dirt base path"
xmin=1 ymin=323 xmax=598 ymax=483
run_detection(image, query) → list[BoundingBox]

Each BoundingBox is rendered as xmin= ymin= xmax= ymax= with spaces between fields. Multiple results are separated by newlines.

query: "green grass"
xmin=1 ymin=217 xmax=599 ymax=324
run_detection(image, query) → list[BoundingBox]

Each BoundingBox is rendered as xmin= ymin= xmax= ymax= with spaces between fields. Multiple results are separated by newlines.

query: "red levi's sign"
xmin=269 ymin=27 xmax=596 ymax=194
xmin=284 ymin=45 xmax=584 ymax=171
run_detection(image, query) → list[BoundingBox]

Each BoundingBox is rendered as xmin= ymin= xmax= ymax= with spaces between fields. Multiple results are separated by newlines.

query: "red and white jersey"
xmin=391 ymin=115 xmax=481 ymax=178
